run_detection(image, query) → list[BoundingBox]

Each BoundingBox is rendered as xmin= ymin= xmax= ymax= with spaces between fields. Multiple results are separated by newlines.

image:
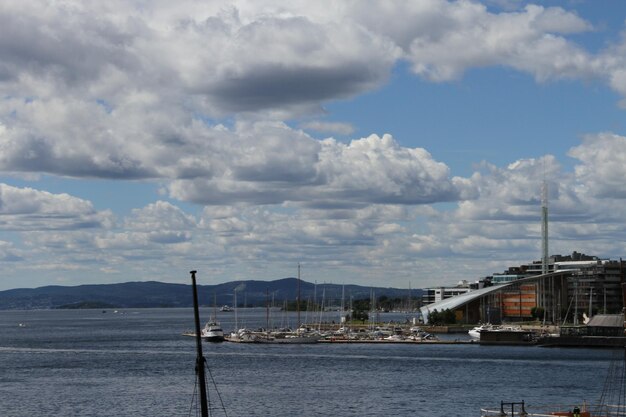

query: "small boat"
xmin=469 ymin=323 xmax=525 ymax=339
xmin=274 ymin=332 xmax=321 ymax=344
xmin=226 ymin=327 xmax=321 ymax=344
xmin=468 ymin=324 xmax=494 ymax=339
xmin=201 ymin=320 xmax=224 ymax=342
xmin=481 ymin=349 xmax=626 ymax=416
xmin=480 ymin=401 xmax=593 ymax=416
xmin=219 ymin=305 xmax=233 ymax=312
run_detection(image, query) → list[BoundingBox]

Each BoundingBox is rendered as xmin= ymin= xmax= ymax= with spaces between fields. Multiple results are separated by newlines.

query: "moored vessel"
xmin=480 ymin=401 xmax=595 ymax=417
xmin=468 ymin=323 xmax=493 ymax=339
xmin=201 ymin=320 xmax=225 ymax=342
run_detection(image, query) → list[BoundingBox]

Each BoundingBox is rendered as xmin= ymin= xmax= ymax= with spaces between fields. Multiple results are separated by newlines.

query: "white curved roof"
xmin=419 ymin=285 xmax=498 ymax=323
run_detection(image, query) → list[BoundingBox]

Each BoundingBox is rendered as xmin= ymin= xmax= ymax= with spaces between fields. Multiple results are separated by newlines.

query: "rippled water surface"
xmin=0 ymin=308 xmax=616 ymax=416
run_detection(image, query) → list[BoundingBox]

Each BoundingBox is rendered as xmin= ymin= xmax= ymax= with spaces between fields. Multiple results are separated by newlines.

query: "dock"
xmin=317 ymin=338 xmax=474 ymax=345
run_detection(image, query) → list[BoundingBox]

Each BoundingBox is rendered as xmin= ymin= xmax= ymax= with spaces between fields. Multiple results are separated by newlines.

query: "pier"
xmin=317 ymin=338 xmax=473 ymax=345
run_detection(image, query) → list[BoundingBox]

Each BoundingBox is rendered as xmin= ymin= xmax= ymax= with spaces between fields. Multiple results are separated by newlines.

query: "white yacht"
xmin=469 ymin=323 xmax=524 ymax=339
xmin=468 ymin=324 xmax=494 ymax=339
xmin=201 ymin=320 xmax=225 ymax=342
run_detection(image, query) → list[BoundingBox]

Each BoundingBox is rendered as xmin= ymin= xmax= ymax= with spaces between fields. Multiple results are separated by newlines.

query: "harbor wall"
xmin=537 ymin=336 xmax=626 ymax=348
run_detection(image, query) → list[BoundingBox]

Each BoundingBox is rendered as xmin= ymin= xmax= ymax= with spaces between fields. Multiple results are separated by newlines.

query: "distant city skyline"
xmin=1 ymin=1 xmax=626 ymax=290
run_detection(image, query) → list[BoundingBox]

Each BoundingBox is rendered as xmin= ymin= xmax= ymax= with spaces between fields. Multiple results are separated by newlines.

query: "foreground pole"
xmin=191 ymin=270 xmax=209 ymax=417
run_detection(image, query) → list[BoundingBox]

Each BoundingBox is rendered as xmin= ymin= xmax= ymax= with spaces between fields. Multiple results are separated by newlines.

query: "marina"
xmin=186 ymin=319 xmax=625 ymax=348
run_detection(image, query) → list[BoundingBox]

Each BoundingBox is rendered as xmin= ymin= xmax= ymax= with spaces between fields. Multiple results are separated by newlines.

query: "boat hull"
xmin=203 ymin=335 xmax=225 ymax=342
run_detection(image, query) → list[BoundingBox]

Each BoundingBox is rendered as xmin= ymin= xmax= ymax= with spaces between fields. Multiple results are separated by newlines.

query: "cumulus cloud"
xmin=198 ymin=17 xmax=398 ymax=113
xmin=168 ymin=130 xmax=467 ymax=206
xmin=453 ymin=156 xmax=575 ymax=222
xmin=0 ymin=101 xmax=158 ymax=179
xmin=199 ymin=203 xmax=415 ymax=267
xmin=569 ymin=132 xmax=626 ymax=199
xmin=124 ymin=201 xmax=196 ymax=232
xmin=316 ymin=134 xmax=463 ymax=205
xmin=6 ymin=198 xmax=201 ymax=283
xmin=0 ymin=1 xmax=398 ymax=112
xmin=0 ymin=183 xmax=113 ymax=231
xmin=352 ymin=2 xmax=594 ymax=81
xmin=116 ymin=201 xmax=196 ymax=247
xmin=403 ymin=134 xmax=626 ymax=269
xmin=89 ymin=201 xmax=196 ymax=256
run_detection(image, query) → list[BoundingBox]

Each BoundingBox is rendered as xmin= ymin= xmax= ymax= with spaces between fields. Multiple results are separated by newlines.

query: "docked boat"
xmin=468 ymin=324 xmax=494 ymax=339
xmin=469 ymin=323 xmax=525 ymax=340
xmin=226 ymin=327 xmax=321 ymax=344
xmin=268 ymin=332 xmax=321 ymax=344
xmin=201 ymin=320 xmax=225 ymax=342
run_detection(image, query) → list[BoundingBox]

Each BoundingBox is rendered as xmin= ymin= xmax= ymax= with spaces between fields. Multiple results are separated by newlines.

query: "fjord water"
xmin=0 ymin=308 xmax=615 ymax=417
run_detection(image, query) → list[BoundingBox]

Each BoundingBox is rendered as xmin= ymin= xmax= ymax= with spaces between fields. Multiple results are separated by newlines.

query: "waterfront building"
xmin=567 ymin=259 xmax=625 ymax=317
xmin=421 ymin=281 xmax=473 ymax=305
xmin=420 ymin=252 xmax=626 ymax=325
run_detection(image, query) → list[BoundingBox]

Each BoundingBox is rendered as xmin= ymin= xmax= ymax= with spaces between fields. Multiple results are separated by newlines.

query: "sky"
xmin=1 ymin=0 xmax=626 ymax=291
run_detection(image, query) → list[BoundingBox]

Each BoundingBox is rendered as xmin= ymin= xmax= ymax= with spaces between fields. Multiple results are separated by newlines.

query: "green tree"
xmin=530 ymin=306 xmax=545 ymax=320
xmin=428 ymin=308 xmax=456 ymax=325
xmin=351 ymin=309 xmax=369 ymax=323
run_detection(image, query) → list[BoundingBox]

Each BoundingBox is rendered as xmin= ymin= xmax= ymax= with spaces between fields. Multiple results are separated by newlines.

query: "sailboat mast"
xmin=266 ymin=288 xmax=270 ymax=331
xmin=234 ymin=291 xmax=238 ymax=330
xmin=297 ymin=263 xmax=301 ymax=327
xmin=318 ymin=286 xmax=325 ymax=332
xmin=190 ymin=270 xmax=209 ymax=417
xmin=341 ymin=284 xmax=345 ymax=322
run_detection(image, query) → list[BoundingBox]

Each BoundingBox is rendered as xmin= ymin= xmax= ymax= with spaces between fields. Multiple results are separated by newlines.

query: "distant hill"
xmin=0 ymin=279 xmax=421 ymax=310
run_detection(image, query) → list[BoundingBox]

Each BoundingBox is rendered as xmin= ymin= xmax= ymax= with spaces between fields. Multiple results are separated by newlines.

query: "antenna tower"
xmin=541 ymin=181 xmax=549 ymax=275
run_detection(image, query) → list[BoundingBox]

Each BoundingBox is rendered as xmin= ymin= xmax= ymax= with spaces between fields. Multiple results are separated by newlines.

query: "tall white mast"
xmin=541 ymin=180 xmax=549 ymax=275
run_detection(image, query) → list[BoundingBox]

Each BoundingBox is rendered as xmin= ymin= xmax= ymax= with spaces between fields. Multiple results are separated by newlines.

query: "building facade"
xmin=421 ymin=252 xmax=626 ymax=325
